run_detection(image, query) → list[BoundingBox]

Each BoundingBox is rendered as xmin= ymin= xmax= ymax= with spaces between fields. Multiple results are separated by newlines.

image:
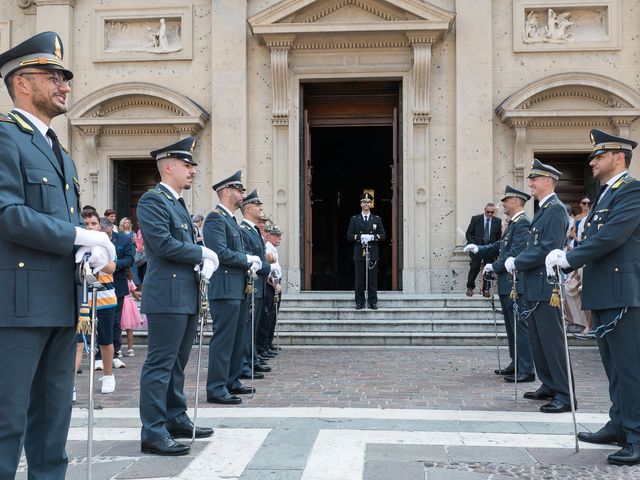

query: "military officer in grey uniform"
xmin=239 ymin=190 xmax=273 ymax=379
xmin=505 ymin=159 xmax=573 ymax=413
xmin=137 ymin=137 xmax=218 ymax=456
xmin=204 ymin=171 xmax=260 ymax=404
xmin=547 ymin=129 xmax=640 ymax=465
xmin=347 ymin=192 xmax=387 ymax=309
xmin=0 ymin=32 xmax=117 ymax=478
xmin=464 ymin=186 xmax=535 ymax=382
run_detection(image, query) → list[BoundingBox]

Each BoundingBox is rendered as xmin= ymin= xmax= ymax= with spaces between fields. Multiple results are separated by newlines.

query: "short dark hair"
xmin=104 ymin=209 xmax=116 ymax=217
xmin=82 ymin=205 xmax=97 ymax=213
xmin=623 ymin=150 xmax=632 ymax=167
xmin=4 ymin=74 xmax=16 ymax=100
xmin=81 ymin=210 xmax=99 ymax=221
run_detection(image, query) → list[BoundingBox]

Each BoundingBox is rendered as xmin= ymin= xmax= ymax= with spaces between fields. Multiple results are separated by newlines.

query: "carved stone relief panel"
xmin=93 ymin=7 xmax=192 ymax=62
xmin=513 ymin=0 xmax=620 ymax=52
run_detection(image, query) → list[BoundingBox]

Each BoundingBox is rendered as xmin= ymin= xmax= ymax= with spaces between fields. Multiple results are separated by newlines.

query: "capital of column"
xmin=410 ymin=41 xmax=432 ymax=124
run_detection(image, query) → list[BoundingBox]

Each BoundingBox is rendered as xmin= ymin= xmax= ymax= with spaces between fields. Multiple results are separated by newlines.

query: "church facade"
xmin=1 ymin=0 xmax=639 ymax=293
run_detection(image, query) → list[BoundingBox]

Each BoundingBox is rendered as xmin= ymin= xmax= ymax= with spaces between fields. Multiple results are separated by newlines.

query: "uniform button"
xmin=42 ymin=177 xmax=48 ymax=183
xmin=586 ymin=223 xmax=591 ymax=227
xmin=65 ymin=184 xmax=69 ymax=190
xmin=18 ymin=262 xmax=25 ymax=268
xmin=172 ymin=274 xmax=177 ymax=278
xmin=70 ymin=207 xmax=74 ymax=214
xmin=614 ymin=267 xmax=619 ymax=272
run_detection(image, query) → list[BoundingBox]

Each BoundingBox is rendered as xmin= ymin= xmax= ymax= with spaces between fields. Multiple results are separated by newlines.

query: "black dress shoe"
xmin=504 ymin=373 xmax=536 ymax=383
xmin=268 ymin=349 xmax=279 ymax=356
xmin=259 ymin=350 xmax=275 ymax=358
xmin=240 ymin=372 xmax=265 ymax=379
xmin=207 ymin=393 xmax=242 ymax=405
xmin=141 ymin=436 xmax=190 ymax=456
xmin=540 ymin=398 xmax=576 ymax=413
xmin=269 ymin=344 xmax=282 ymax=351
xmin=254 ymin=364 xmax=271 ymax=373
xmin=230 ymin=385 xmax=256 ymax=395
xmin=577 ymin=428 xmax=626 ymax=446
xmin=369 ymin=304 xmax=378 ymax=310
xmin=608 ymin=443 xmax=640 ymax=466
xmin=523 ymin=386 xmax=555 ymax=401
xmin=355 ymin=304 xmax=364 ymax=310
xmin=494 ymin=366 xmax=515 ymax=375
xmin=169 ymin=424 xmax=214 ymax=439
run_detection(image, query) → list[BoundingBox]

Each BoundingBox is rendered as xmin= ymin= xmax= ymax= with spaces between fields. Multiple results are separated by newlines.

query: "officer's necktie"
xmin=364 ymin=215 xmax=368 ymax=223
xmin=255 ymin=225 xmax=265 ymax=246
xmin=593 ymin=183 xmax=608 ymax=208
xmin=178 ymin=197 xmax=187 ymax=210
xmin=46 ymin=128 xmax=65 ymax=173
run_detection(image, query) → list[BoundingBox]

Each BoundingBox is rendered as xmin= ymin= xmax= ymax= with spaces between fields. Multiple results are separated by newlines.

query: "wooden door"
xmin=303 ymin=110 xmax=313 ymax=290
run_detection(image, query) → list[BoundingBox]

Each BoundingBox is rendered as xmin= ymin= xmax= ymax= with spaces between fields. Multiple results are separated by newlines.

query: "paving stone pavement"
xmin=16 ymin=346 xmax=640 ymax=479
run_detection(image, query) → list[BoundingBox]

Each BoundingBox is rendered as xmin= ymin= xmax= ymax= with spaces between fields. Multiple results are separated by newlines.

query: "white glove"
xmin=505 ymin=256 xmax=516 ymax=275
xmin=74 ymin=227 xmax=116 ymax=259
xmin=246 ymin=254 xmax=260 ymax=265
xmin=201 ymin=257 xmax=216 ymax=280
xmin=74 ymin=246 xmax=92 ymax=264
xmin=361 ymin=234 xmax=374 ymax=242
xmin=75 ymin=245 xmax=110 ymax=273
xmin=545 ymin=249 xmax=570 ymax=277
xmin=463 ymin=244 xmax=478 ymax=254
xmin=200 ymin=246 xmax=219 ymax=272
xmin=87 ymin=246 xmax=110 ymax=273
xmin=250 ymin=261 xmax=261 ymax=275
xmin=483 ymin=263 xmax=493 ymax=274
xmin=270 ymin=263 xmax=282 ymax=278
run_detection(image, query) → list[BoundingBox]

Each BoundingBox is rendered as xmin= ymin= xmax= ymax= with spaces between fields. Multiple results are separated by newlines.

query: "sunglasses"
xmin=484 ymin=210 xmax=496 ymax=215
xmin=580 ymin=201 xmax=591 ymax=205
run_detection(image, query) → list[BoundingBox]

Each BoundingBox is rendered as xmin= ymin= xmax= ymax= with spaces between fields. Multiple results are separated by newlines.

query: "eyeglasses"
xmin=580 ymin=201 xmax=591 ymax=205
xmin=484 ymin=210 xmax=496 ymax=215
xmin=18 ymin=71 xmax=71 ymax=87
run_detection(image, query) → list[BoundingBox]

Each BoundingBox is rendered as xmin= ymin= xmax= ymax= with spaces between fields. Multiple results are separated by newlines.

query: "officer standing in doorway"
xmin=347 ymin=192 xmax=386 ymax=309
xmin=547 ymin=129 xmax=640 ymax=466
xmin=0 ymin=32 xmax=116 ymax=478
xmin=137 ymin=137 xmax=218 ymax=456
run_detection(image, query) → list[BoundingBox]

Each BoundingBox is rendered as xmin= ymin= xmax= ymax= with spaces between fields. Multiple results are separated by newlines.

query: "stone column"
xmin=267 ymin=37 xmax=295 ymax=290
xmin=32 ymin=0 xmax=76 ymax=147
xmin=405 ymin=36 xmax=433 ymax=293
xmin=211 ymin=0 xmax=247 ymax=210
xmin=452 ymin=0 xmax=494 ymax=274
xmin=77 ymin=127 xmax=101 ymax=208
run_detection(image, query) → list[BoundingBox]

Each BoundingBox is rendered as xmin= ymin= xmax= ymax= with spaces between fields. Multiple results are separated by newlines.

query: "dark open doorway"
xmin=113 ymin=159 xmax=159 ymax=227
xmin=534 ymin=153 xmax=598 ymax=213
xmin=309 ymin=126 xmax=394 ymax=290
xmin=301 ymin=80 xmax=401 ymax=291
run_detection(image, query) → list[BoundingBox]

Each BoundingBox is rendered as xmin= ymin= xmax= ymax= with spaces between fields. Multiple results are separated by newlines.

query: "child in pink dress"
xmin=120 ymin=272 xmax=143 ymax=356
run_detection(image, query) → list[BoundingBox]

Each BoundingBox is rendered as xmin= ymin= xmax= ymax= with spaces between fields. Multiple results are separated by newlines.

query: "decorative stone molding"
xmin=410 ymin=40 xmax=431 ymax=124
xmin=249 ymin=0 xmax=455 ymax=45
xmin=68 ymin=82 xmax=209 ymax=134
xmin=92 ymin=6 xmax=192 ymax=62
xmin=496 ymin=72 xmax=640 ymax=178
xmin=513 ymin=0 xmax=620 ymax=52
xmin=268 ymin=37 xmax=293 ymax=125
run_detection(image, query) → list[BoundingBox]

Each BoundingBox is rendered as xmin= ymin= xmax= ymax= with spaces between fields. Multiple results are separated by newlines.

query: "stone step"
xmin=278 ymin=307 xmax=497 ymax=321
xmin=277 ymin=319 xmax=505 ymax=333
xmin=281 ymin=292 xmax=496 ymax=309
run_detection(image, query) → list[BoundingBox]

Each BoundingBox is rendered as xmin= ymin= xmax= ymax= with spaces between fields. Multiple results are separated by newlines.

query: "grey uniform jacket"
xmin=203 ymin=207 xmax=248 ymax=301
xmin=514 ymin=195 xmax=568 ymax=302
xmin=566 ymin=175 xmax=640 ymax=310
xmin=0 ymin=111 xmax=81 ymax=327
xmin=240 ymin=221 xmax=270 ymax=299
xmin=137 ymin=184 xmax=202 ymax=315
xmin=477 ymin=213 xmax=530 ymax=296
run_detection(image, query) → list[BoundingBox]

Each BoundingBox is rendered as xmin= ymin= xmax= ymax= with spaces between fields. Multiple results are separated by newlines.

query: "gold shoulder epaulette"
xmin=213 ymin=208 xmax=224 ymax=216
xmin=0 ymin=114 xmax=15 ymax=123
xmin=7 ymin=112 xmax=34 ymax=133
xmin=155 ymin=189 xmax=173 ymax=200
xmin=612 ymin=176 xmax=628 ymax=189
